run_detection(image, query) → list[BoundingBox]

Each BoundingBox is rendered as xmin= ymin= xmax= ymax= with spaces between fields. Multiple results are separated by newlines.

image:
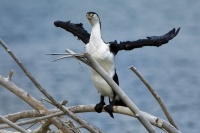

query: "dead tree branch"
xmin=0 ymin=116 xmax=28 ymax=133
xmin=61 ymin=49 xmax=182 ymax=133
xmin=61 ymin=50 xmax=157 ymax=133
xmin=84 ymin=53 xmax=157 ymax=133
xmin=129 ymin=66 xmax=178 ymax=129
xmin=0 ymin=105 xmax=180 ymax=133
xmin=0 ymin=38 xmax=182 ymax=133
xmin=0 ymin=39 xmax=103 ymax=133
xmin=0 ymin=72 xmax=73 ymax=133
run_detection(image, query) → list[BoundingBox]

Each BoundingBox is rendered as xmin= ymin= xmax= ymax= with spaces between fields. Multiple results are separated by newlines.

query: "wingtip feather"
xmin=176 ymin=27 xmax=181 ymax=35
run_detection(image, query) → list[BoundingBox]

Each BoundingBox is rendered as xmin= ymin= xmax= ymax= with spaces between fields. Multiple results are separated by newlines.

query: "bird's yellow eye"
xmin=89 ymin=13 xmax=93 ymax=17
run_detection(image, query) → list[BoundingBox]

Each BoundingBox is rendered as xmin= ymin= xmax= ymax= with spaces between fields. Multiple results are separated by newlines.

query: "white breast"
xmin=85 ymin=41 xmax=115 ymax=98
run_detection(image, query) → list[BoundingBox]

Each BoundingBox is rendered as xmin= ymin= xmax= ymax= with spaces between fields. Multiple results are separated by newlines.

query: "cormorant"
xmin=53 ymin=12 xmax=180 ymax=118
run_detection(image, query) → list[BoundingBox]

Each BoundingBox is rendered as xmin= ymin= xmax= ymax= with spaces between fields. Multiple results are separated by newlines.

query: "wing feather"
xmin=54 ymin=20 xmax=90 ymax=44
xmin=109 ymin=28 xmax=180 ymax=54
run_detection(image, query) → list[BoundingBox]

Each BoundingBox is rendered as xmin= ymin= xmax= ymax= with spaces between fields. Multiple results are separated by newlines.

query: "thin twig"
xmin=0 ymin=116 xmax=28 ymax=133
xmin=129 ymin=66 xmax=178 ymax=129
xmin=65 ymin=49 xmax=91 ymax=66
xmin=7 ymin=69 xmax=14 ymax=81
xmin=40 ymin=97 xmax=53 ymax=105
xmin=25 ymin=122 xmax=37 ymax=131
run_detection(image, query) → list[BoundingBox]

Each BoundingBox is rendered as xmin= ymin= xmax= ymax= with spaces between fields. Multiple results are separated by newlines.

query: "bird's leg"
xmin=104 ymin=93 xmax=116 ymax=118
xmin=94 ymin=95 xmax=106 ymax=113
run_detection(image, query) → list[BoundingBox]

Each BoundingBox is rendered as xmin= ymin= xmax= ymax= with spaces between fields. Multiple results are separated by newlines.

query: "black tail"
xmin=114 ymin=99 xmax=127 ymax=107
xmin=113 ymin=71 xmax=127 ymax=107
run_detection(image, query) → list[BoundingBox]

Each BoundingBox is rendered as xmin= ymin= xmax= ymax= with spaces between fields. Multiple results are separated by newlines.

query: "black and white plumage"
xmin=85 ymin=12 xmax=126 ymax=118
xmin=54 ymin=12 xmax=180 ymax=118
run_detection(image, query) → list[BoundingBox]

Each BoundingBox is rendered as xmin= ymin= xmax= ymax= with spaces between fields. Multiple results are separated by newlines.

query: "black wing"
xmin=54 ymin=20 xmax=90 ymax=44
xmin=109 ymin=28 xmax=180 ymax=55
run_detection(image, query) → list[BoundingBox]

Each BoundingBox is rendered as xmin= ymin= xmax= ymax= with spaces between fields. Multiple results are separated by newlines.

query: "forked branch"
xmin=0 ymin=39 xmax=102 ymax=133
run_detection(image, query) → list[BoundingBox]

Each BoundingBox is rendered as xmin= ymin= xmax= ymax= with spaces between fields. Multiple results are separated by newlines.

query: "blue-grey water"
xmin=0 ymin=0 xmax=200 ymax=133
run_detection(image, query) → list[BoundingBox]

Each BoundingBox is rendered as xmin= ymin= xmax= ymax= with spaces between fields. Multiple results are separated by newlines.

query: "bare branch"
xmin=50 ymin=49 xmax=157 ymax=132
xmin=0 ymin=39 xmax=102 ymax=133
xmin=0 ymin=39 xmax=181 ymax=133
xmin=52 ymin=49 xmax=181 ymax=133
xmin=0 ymin=73 xmax=73 ymax=133
xmin=0 ymin=110 xmax=42 ymax=124
xmin=83 ymin=53 xmax=157 ymax=133
xmin=0 ymin=131 xmax=21 ymax=133
xmin=69 ymin=105 xmax=179 ymax=132
xmin=69 ymin=105 xmax=181 ymax=133
xmin=0 ymin=105 xmax=181 ymax=133
xmin=31 ymin=120 xmax=51 ymax=133
xmin=6 ymin=69 xmax=14 ymax=81
xmin=0 ymin=112 xmax=62 ymax=129
xmin=129 ymin=66 xmax=178 ymax=129
xmin=0 ymin=116 xmax=28 ymax=133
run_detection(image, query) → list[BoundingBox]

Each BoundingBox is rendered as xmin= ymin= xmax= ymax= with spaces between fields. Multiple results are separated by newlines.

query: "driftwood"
xmin=0 ymin=38 xmax=181 ymax=133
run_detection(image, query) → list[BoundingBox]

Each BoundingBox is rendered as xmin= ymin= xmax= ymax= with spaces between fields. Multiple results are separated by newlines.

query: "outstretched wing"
xmin=54 ymin=20 xmax=90 ymax=44
xmin=109 ymin=28 xmax=180 ymax=54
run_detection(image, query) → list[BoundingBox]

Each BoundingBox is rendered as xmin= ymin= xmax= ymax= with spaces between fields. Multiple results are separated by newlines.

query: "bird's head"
xmin=86 ymin=12 xmax=101 ymax=28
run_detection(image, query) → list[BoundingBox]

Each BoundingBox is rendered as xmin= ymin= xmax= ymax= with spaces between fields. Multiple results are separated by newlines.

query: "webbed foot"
xmin=104 ymin=105 xmax=114 ymax=118
xmin=94 ymin=101 xmax=106 ymax=113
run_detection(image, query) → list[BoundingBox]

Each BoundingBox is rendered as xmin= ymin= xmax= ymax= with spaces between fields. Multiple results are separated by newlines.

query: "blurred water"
xmin=0 ymin=0 xmax=200 ymax=132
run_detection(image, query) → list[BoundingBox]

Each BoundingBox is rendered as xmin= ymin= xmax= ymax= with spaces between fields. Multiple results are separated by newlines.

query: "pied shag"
xmin=53 ymin=12 xmax=180 ymax=118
